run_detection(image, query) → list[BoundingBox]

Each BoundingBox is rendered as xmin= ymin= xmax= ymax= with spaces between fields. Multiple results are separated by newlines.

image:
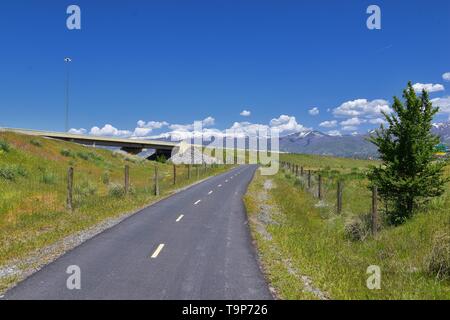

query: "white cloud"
xmin=319 ymin=120 xmax=337 ymax=128
xmin=269 ymin=115 xmax=308 ymax=134
xmin=90 ymin=124 xmax=132 ymax=138
xmin=168 ymin=116 xmax=215 ymax=131
xmin=326 ymin=130 xmax=341 ymax=136
xmin=133 ymin=120 xmax=169 ymax=137
xmin=432 ymin=96 xmax=450 ymax=114
xmin=341 ymin=126 xmax=358 ymax=132
xmin=308 ymin=107 xmax=319 ymax=116
xmin=412 ymin=83 xmax=445 ymax=93
xmin=369 ymin=118 xmax=386 ymax=125
xmin=136 ymin=120 xmax=168 ymax=129
xmin=150 ymin=114 xmax=308 ymax=141
xmin=73 ymin=114 xmax=308 ymax=142
xmin=332 ymin=99 xmax=391 ymax=118
xmin=202 ymin=116 xmax=215 ymax=126
xmin=340 ymin=117 xmax=366 ymax=126
xmin=442 ymin=73 xmax=450 ymax=81
xmin=68 ymin=128 xmax=87 ymax=135
xmin=240 ymin=110 xmax=251 ymax=117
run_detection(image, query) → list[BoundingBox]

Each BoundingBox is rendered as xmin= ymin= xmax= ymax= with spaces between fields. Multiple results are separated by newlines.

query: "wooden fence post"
xmin=124 ymin=165 xmax=130 ymax=194
xmin=66 ymin=167 xmax=74 ymax=211
xmin=301 ymin=166 xmax=304 ymax=176
xmin=337 ymin=181 xmax=343 ymax=214
xmin=188 ymin=164 xmax=191 ymax=179
xmin=371 ymin=186 xmax=378 ymax=235
xmin=318 ymin=174 xmax=322 ymax=200
xmin=308 ymin=170 xmax=311 ymax=189
xmin=173 ymin=164 xmax=176 ymax=185
xmin=295 ymin=165 xmax=299 ymax=176
xmin=154 ymin=166 xmax=160 ymax=196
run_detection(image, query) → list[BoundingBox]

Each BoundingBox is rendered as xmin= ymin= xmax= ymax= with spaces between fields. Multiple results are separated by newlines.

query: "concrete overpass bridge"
xmin=0 ymin=128 xmax=177 ymax=160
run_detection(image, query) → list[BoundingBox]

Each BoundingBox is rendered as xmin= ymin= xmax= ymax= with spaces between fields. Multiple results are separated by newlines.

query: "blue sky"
xmin=0 ymin=0 xmax=449 ymax=139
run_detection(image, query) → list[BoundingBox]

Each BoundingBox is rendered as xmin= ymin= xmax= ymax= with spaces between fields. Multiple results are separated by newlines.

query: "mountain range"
xmin=279 ymin=121 xmax=450 ymax=159
xmin=154 ymin=121 xmax=450 ymax=159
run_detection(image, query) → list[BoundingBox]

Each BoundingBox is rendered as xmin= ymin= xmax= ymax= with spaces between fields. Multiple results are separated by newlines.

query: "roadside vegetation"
xmin=245 ymin=157 xmax=450 ymax=299
xmin=0 ymin=131 xmax=228 ymax=291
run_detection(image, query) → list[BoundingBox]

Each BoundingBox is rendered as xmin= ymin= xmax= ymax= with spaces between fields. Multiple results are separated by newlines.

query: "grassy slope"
xmin=0 ymin=132 xmax=228 ymax=273
xmin=245 ymin=153 xmax=450 ymax=299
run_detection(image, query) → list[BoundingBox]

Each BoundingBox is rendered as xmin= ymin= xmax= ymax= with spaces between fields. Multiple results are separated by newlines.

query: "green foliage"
xmin=30 ymin=139 xmax=43 ymax=147
xmin=101 ymin=171 xmax=110 ymax=185
xmin=0 ymin=164 xmax=27 ymax=181
xmin=344 ymin=214 xmax=372 ymax=241
xmin=0 ymin=139 xmax=11 ymax=153
xmin=426 ymin=232 xmax=450 ymax=280
xmin=108 ymin=183 xmax=125 ymax=198
xmin=40 ymin=170 xmax=57 ymax=185
xmin=15 ymin=165 xmax=28 ymax=178
xmin=0 ymin=165 xmax=17 ymax=181
xmin=75 ymin=180 xmax=98 ymax=197
xmin=60 ymin=149 xmax=75 ymax=158
xmin=75 ymin=150 xmax=103 ymax=162
xmin=156 ymin=154 xmax=167 ymax=163
xmin=368 ymin=82 xmax=449 ymax=225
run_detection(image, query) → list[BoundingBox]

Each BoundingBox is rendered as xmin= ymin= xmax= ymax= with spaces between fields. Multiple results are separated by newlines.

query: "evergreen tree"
xmin=368 ymin=82 xmax=448 ymax=225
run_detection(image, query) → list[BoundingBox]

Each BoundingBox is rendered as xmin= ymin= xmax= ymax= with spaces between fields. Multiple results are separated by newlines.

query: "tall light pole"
xmin=64 ymin=57 xmax=72 ymax=132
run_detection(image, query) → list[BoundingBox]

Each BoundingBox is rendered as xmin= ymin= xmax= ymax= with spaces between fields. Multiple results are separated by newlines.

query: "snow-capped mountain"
xmin=278 ymin=122 xmax=450 ymax=159
xmin=279 ymin=130 xmax=377 ymax=159
xmin=432 ymin=122 xmax=450 ymax=142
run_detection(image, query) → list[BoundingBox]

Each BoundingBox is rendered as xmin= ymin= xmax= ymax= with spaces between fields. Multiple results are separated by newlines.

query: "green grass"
xmin=0 ymin=132 xmax=229 ymax=287
xmin=244 ymin=153 xmax=450 ymax=299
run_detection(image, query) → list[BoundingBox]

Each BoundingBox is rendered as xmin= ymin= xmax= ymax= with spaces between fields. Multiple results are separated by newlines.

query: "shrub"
xmin=30 ymin=139 xmax=43 ymax=147
xmin=76 ymin=151 xmax=89 ymax=160
xmin=344 ymin=214 xmax=372 ymax=241
xmin=15 ymin=165 xmax=28 ymax=178
xmin=77 ymin=151 xmax=103 ymax=162
xmin=125 ymin=155 xmax=144 ymax=164
xmin=156 ymin=154 xmax=167 ymax=163
xmin=0 ymin=165 xmax=17 ymax=181
xmin=75 ymin=180 xmax=98 ymax=197
xmin=0 ymin=164 xmax=28 ymax=181
xmin=426 ymin=232 xmax=450 ymax=280
xmin=293 ymin=179 xmax=305 ymax=190
xmin=108 ymin=183 xmax=125 ymax=198
xmin=61 ymin=149 xmax=75 ymax=158
xmin=101 ymin=171 xmax=111 ymax=185
xmin=0 ymin=139 xmax=11 ymax=153
xmin=40 ymin=170 xmax=57 ymax=185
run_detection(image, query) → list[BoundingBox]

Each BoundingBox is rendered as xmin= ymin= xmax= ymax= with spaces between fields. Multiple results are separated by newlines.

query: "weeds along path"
xmin=245 ymin=172 xmax=329 ymax=300
xmin=245 ymin=163 xmax=450 ymax=299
